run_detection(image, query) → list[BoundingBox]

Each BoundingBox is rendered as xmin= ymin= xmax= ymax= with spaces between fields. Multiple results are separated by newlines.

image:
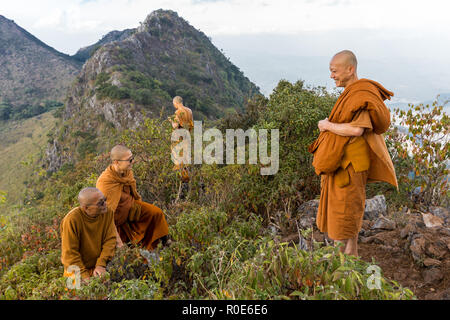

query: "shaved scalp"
xmin=78 ymin=187 xmax=101 ymax=206
xmin=110 ymin=145 xmax=131 ymax=161
xmin=333 ymin=50 xmax=358 ymax=69
xmin=173 ymin=96 xmax=183 ymax=105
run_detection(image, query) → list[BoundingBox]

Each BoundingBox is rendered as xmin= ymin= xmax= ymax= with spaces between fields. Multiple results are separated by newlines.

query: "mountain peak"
xmin=137 ymin=9 xmax=186 ymax=34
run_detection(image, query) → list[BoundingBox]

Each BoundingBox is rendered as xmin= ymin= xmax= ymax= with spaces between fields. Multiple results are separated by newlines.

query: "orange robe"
xmin=309 ymin=79 xmax=398 ymax=240
xmin=96 ymin=165 xmax=169 ymax=250
xmin=60 ymin=207 xmax=116 ymax=279
xmin=171 ymin=106 xmax=194 ymax=181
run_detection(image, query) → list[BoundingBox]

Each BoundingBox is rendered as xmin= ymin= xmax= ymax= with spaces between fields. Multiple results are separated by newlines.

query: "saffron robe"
xmin=60 ymin=207 xmax=116 ymax=279
xmin=309 ymin=79 xmax=398 ymax=240
xmin=96 ymin=166 xmax=169 ymax=250
xmin=171 ymin=106 xmax=194 ymax=181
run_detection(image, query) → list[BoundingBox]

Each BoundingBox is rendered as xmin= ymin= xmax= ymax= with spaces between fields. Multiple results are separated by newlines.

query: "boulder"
xmin=421 ymin=212 xmax=444 ymax=228
xmin=298 ymin=215 xmax=315 ymax=229
xmin=295 ymin=200 xmax=319 ymax=229
xmin=364 ymin=195 xmax=387 ymax=220
xmin=371 ymin=216 xmax=396 ymax=231
xmin=429 ymin=206 xmax=449 ymax=225
xmin=296 ymin=200 xmax=319 ymax=217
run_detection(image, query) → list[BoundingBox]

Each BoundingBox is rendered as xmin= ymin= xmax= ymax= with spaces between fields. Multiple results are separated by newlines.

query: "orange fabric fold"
xmin=96 ymin=165 xmax=141 ymax=212
xmin=317 ymin=164 xmax=369 ymax=240
xmin=308 ymin=78 xmax=393 ymax=176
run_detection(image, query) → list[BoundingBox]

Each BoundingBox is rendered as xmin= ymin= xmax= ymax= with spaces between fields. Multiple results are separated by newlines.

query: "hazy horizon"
xmin=2 ymin=0 xmax=449 ymax=104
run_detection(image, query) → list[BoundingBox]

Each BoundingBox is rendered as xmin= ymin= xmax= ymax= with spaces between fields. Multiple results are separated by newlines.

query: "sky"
xmin=1 ymin=0 xmax=450 ymax=103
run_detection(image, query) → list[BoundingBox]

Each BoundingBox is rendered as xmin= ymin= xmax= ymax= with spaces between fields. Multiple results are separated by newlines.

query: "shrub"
xmin=387 ymin=99 xmax=449 ymax=207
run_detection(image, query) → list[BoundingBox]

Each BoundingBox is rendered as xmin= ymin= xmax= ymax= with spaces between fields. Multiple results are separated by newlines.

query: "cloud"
xmin=1 ymin=0 xmax=448 ymax=101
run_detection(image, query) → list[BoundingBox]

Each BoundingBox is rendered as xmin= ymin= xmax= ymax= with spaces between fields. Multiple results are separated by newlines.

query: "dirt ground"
xmin=282 ymin=205 xmax=450 ymax=300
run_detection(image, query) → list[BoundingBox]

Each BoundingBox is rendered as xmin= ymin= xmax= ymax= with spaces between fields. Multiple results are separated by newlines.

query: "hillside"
xmin=4 ymin=79 xmax=446 ymax=300
xmin=0 ymin=112 xmax=57 ymax=204
xmin=45 ymin=9 xmax=260 ymax=172
xmin=0 ymin=15 xmax=81 ymax=119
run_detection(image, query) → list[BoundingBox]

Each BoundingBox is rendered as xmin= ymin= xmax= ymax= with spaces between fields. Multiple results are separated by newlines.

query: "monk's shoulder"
xmin=61 ymin=207 xmax=83 ymax=230
xmin=96 ymin=168 xmax=109 ymax=182
xmin=104 ymin=208 xmax=115 ymax=221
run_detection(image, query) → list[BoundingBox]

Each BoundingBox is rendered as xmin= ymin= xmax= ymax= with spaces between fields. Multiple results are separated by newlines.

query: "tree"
xmin=388 ymin=98 xmax=449 ymax=207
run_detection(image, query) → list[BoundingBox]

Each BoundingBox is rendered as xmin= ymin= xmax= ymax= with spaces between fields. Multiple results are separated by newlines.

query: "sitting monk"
xmin=60 ymin=187 xmax=116 ymax=281
xmin=96 ymin=145 xmax=169 ymax=250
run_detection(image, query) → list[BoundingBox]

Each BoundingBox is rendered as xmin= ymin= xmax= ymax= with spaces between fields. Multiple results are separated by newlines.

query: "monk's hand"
xmin=93 ymin=266 xmax=106 ymax=277
xmin=116 ymin=238 xmax=124 ymax=248
xmin=318 ymin=118 xmax=330 ymax=132
xmin=82 ymin=277 xmax=90 ymax=284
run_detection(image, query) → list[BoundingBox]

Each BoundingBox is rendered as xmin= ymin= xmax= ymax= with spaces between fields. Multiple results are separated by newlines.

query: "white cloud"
xmin=2 ymin=0 xmax=449 ymax=46
xmin=1 ymin=0 xmax=449 ymax=100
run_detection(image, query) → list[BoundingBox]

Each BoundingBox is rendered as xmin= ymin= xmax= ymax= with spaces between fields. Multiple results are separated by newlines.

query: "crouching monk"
xmin=308 ymin=50 xmax=398 ymax=256
xmin=96 ymin=145 xmax=169 ymax=250
xmin=60 ymin=187 xmax=116 ymax=280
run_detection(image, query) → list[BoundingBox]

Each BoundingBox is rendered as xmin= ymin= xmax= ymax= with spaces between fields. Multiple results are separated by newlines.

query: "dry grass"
xmin=0 ymin=111 xmax=56 ymax=204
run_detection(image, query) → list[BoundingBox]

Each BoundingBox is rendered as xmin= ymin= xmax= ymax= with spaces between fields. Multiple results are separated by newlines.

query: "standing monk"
xmin=60 ymin=187 xmax=116 ymax=280
xmin=308 ymin=50 xmax=398 ymax=256
xmin=96 ymin=145 xmax=169 ymax=251
xmin=169 ymin=96 xmax=194 ymax=199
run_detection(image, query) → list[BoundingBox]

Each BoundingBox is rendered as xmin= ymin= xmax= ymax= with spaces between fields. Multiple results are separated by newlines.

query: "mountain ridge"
xmin=0 ymin=15 xmax=82 ymax=114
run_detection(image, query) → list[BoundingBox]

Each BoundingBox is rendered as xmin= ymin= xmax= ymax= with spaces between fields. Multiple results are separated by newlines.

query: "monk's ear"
xmin=348 ymin=64 xmax=356 ymax=74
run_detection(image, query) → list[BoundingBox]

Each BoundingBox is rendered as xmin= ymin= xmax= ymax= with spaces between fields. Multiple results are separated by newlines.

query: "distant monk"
xmin=169 ymin=96 xmax=194 ymax=198
xmin=96 ymin=145 xmax=169 ymax=250
xmin=308 ymin=50 xmax=398 ymax=257
xmin=60 ymin=187 xmax=116 ymax=280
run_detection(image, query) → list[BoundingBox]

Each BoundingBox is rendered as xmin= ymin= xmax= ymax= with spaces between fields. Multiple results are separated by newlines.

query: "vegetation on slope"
xmin=3 ymin=80 xmax=444 ymax=300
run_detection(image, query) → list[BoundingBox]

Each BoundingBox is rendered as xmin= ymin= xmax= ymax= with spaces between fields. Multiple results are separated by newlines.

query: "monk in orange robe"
xmin=96 ymin=145 xmax=169 ymax=251
xmin=61 ymin=187 xmax=116 ymax=281
xmin=308 ymin=50 xmax=398 ymax=257
xmin=169 ymin=96 xmax=194 ymax=183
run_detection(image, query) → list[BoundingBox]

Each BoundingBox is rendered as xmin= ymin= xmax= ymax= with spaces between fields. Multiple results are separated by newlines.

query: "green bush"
xmin=386 ymin=99 xmax=449 ymax=207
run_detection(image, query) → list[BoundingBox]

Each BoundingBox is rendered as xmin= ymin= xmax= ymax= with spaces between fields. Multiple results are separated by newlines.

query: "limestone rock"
xmin=364 ymin=195 xmax=387 ymax=220
xmin=371 ymin=216 xmax=396 ymax=231
xmin=429 ymin=206 xmax=449 ymax=225
xmin=296 ymin=200 xmax=319 ymax=217
xmin=421 ymin=212 xmax=444 ymax=228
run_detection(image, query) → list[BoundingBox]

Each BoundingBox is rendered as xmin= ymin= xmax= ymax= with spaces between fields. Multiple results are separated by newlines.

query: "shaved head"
xmin=110 ymin=145 xmax=131 ymax=161
xmin=78 ymin=187 xmax=102 ymax=206
xmin=329 ymin=50 xmax=358 ymax=88
xmin=173 ymin=96 xmax=183 ymax=105
xmin=332 ymin=50 xmax=357 ymax=70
